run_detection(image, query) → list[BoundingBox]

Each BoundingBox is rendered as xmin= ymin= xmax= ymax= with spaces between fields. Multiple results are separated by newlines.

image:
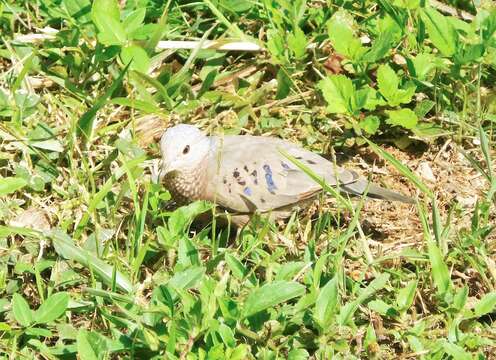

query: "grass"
xmin=0 ymin=0 xmax=495 ymax=358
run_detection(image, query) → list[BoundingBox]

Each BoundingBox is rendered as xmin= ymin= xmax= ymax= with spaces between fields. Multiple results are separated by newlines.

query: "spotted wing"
xmin=204 ymin=135 xmax=359 ymax=213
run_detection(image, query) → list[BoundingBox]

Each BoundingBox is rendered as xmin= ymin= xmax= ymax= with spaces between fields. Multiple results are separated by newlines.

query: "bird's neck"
xmin=164 ymin=158 xmax=209 ymax=203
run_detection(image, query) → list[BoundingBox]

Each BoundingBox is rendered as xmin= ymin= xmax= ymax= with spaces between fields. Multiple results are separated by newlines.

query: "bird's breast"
xmin=163 ymin=169 xmax=205 ymax=204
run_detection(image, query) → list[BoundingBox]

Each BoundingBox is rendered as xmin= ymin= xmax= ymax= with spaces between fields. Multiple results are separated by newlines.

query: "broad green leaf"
xmin=368 ymin=299 xmax=398 ymax=317
xmin=225 ymin=253 xmax=248 ymax=280
xmin=473 ymin=292 xmax=496 ymax=317
xmin=243 ymin=281 xmax=305 ymax=318
xmin=409 ymin=53 xmax=438 ymax=81
xmin=168 ymin=267 xmax=205 ymax=292
xmin=318 ymin=75 xmax=354 ymax=114
xmin=360 ymin=115 xmax=380 ymax=135
xmin=356 ymin=86 xmax=384 ymax=111
xmin=121 ymin=45 xmax=150 ymax=73
xmin=420 ymin=7 xmax=458 ymax=56
xmin=52 ymin=232 xmax=133 ymax=293
xmin=453 ymin=286 xmax=468 ymax=311
xmin=77 ymin=329 xmax=108 ymax=360
xmin=396 ymin=280 xmax=417 ymax=311
xmin=276 ymin=68 xmax=291 ymax=100
xmin=443 ymin=342 xmax=471 ymax=360
xmin=218 ymin=323 xmax=236 ymax=348
xmin=266 ymin=29 xmax=285 ymax=64
xmin=91 ymin=0 xmax=126 ymax=46
xmin=123 ymin=8 xmax=146 ymax=37
xmin=377 ymin=64 xmax=398 ymax=101
xmin=427 ymin=240 xmax=451 ymax=297
xmin=12 ymin=293 xmax=33 ymax=327
xmin=327 ymin=11 xmax=365 ymax=61
xmin=287 ymin=26 xmax=307 ymax=60
xmin=288 ymin=349 xmax=310 ymax=360
xmin=34 ymin=292 xmax=69 ymax=324
xmin=386 ymin=108 xmax=418 ymax=129
xmin=338 ymin=273 xmax=390 ymax=325
xmin=314 ymin=276 xmax=338 ymax=327
xmin=0 ymin=177 xmax=27 ymax=196
xmin=377 ymin=64 xmax=415 ymax=106
xmin=362 ymin=29 xmax=394 ymax=63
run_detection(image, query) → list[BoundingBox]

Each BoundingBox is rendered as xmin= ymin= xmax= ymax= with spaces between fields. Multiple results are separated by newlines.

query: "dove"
xmin=160 ymin=124 xmax=413 ymax=226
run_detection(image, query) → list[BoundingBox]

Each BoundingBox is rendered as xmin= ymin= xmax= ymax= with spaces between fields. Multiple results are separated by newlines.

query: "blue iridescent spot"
xmin=243 ymin=187 xmax=252 ymax=196
xmin=263 ymin=164 xmax=277 ymax=194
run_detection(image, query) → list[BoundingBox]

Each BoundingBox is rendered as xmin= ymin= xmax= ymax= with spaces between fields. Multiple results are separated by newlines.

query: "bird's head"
xmin=159 ymin=124 xmax=211 ymax=176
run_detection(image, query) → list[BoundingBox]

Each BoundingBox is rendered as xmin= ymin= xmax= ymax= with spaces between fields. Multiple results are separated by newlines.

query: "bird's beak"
xmin=160 ymin=160 xmax=176 ymax=177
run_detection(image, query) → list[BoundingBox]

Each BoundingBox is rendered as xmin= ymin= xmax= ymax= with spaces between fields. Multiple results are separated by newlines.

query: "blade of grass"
xmin=77 ymin=62 xmax=131 ymax=143
xmin=363 ymin=138 xmax=432 ymax=197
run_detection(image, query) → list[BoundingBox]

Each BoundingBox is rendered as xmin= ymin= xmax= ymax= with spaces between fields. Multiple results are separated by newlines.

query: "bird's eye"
xmin=182 ymin=145 xmax=190 ymax=154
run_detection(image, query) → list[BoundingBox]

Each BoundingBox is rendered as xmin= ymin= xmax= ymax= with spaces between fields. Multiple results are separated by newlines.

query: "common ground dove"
xmin=160 ymin=125 xmax=413 ymax=226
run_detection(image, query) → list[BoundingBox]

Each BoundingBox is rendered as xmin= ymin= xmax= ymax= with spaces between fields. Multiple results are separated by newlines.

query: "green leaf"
xmin=52 ymin=232 xmax=133 ymax=293
xmin=168 ymin=267 xmax=205 ymax=293
xmin=123 ymin=8 xmax=146 ymax=37
xmin=34 ymin=292 xmax=69 ymax=324
xmin=473 ymin=292 xmax=496 ymax=317
xmin=77 ymin=329 xmax=108 ymax=360
xmin=338 ymin=273 xmax=390 ymax=325
xmin=121 ymin=45 xmax=150 ymax=73
xmin=276 ymin=68 xmax=291 ymax=100
xmin=377 ymin=64 xmax=415 ymax=106
xmin=218 ymin=323 xmax=235 ymax=348
xmin=243 ymin=281 xmax=305 ymax=318
xmin=314 ymin=276 xmax=338 ymax=327
xmin=443 ymin=342 xmax=471 ymax=360
xmin=77 ymin=62 xmax=130 ymax=142
xmin=318 ymin=75 xmax=355 ymax=114
xmin=12 ymin=293 xmax=33 ymax=327
xmin=91 ymin=0 xmax=126 ymax=46
xmin=377 ymin=63 xmax=398 ymax=98
xmin=327 ymin=10 xmax=365 ymax=61
xmin=360 ymin=115 xmax=381 ymax=135
xmin=225 ymin=253 xmax=248 ymax=280
xmin=288 ymin=349 xmax=310 ymax=360
xmin=287 ymin=26 xmax=307 ymax=60
xmin=420 ymin=7 xmax=458 ymax=56
xmin=427 ymin=240 xmax=451 ymax=297
xmin=409 ymin=53 xmax=438 ymax=81
xmin=362 ymin=29 xmax=394 ymax=63
xmin=396 ymin=280 xmax=417 ymax=311
xmin=386 ymin=108 xmax=418 ymax=129
xmin=453 ymin=286 xmax=468 ymax=311
xmin=0 ymin=177 xmax=27 ymax=196
xmin=368 ymin=299 xmax=398 ymax=317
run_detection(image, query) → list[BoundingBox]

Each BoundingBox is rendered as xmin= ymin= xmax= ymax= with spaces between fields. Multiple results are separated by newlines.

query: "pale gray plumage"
xmin=160 ymin=125 xmax=413 ymax=225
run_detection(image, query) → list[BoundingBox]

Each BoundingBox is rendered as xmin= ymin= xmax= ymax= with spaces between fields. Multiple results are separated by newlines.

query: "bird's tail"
xmin=341 ymin=179 xmax=415 ymax=204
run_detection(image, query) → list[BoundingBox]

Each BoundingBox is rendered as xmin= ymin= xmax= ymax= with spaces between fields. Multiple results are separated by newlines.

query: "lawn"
xmin=0 ymin=0 xmax=495 ymax=359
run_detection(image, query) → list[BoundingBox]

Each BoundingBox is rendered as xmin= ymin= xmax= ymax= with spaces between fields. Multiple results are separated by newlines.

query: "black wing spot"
xmin=243 ymin=165 xmax=249 ymax=172
xmin=233 ymin=169 xmax=240 ymax=178
xmin=306 ymin=159 xmax=317 ymax=165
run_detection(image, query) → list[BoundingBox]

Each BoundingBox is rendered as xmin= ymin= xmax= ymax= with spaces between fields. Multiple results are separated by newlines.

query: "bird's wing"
xmin=204 ymin=135 xmax=360 ymax=213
